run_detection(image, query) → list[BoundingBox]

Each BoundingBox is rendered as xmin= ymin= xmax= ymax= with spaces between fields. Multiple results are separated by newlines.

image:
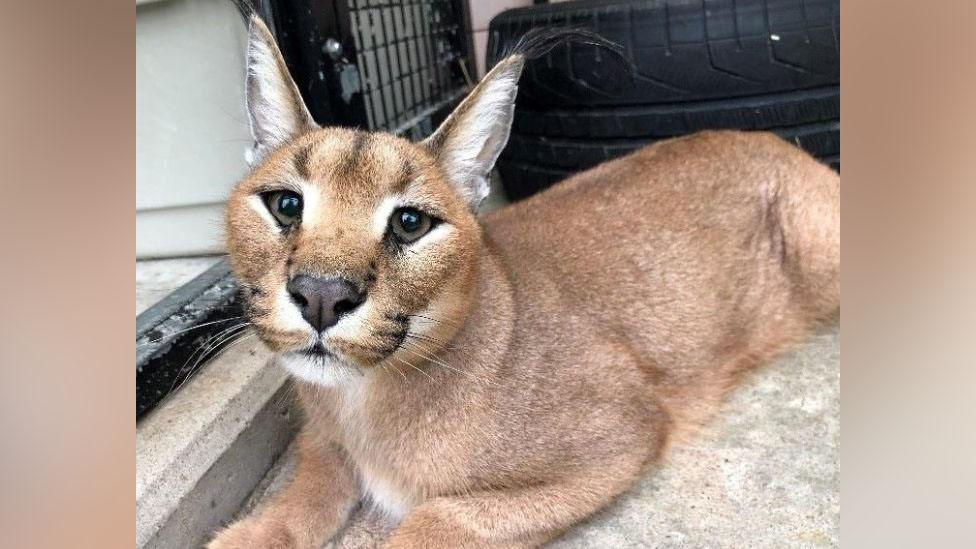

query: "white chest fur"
xmin=331 ymin=375 xmax=416 ymax=521
xmin=358 ymin=462 xmax=415 ymax=520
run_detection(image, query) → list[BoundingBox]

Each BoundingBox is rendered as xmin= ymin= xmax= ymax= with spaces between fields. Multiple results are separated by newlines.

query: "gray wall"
xmin=136 ymin=0 xmax=250 ymax=258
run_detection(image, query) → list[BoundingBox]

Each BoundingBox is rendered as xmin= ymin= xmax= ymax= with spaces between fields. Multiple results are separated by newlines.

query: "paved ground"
xmin=241 ymin=324 xmax=840 ymax=548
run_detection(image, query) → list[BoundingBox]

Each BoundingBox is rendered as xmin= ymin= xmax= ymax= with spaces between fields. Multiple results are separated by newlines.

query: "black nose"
xmin=286 ymin=275 xmax=365 ymax=332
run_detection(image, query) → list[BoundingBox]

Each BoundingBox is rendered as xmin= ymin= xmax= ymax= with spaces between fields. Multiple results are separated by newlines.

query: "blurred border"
xmin=1 ymin=0 xmax=975 ymax=547
xmin=843 ymin=1 xmax=976 ymax=547
xmin=0 ymin=1 xmax=134 ymax=547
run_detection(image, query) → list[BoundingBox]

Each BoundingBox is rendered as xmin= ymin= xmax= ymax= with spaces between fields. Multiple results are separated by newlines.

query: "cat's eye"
xmin=390 ymin=207 xmax=433 ymax=243
xmin=263 ymin=190 xmax=303 ymax=227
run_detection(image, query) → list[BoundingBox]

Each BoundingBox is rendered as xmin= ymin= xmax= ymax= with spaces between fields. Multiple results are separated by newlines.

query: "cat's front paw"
xmin=207 ymin=517 xmax=295 ymax=549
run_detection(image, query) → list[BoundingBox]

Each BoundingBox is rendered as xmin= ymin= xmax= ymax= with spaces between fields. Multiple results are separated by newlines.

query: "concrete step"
xmin=239 ymin=325 xmax=840 ymax=548
xmin=136 ymin=256 xmax=222 ymax=314
xmin=135 ymin=334 xmax=298 ymax=549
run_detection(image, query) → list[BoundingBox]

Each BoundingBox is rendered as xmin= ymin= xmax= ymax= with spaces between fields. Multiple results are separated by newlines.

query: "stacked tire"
xmin=487 ymin=0 xmax=840 ymax=200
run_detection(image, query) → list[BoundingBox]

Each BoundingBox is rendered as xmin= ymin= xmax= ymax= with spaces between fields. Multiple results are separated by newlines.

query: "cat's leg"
xmin=208 ymin=432 xmax=358 ymax=549
xmin=383 ymin=452 xmax=648 ymax=549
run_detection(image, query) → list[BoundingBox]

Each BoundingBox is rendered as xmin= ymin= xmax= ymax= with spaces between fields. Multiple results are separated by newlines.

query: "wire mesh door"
xmin=347 ymin=0 xmax=472 ymax=135
xmin=267 ymin=0 xmax=474 ymax=137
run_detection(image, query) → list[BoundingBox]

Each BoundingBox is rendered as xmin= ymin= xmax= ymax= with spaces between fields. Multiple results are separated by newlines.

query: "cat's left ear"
xmin=243 ymin=16 xmax=318 ymax=165
xmin=422 ymin=56 xmax=525 ymax=209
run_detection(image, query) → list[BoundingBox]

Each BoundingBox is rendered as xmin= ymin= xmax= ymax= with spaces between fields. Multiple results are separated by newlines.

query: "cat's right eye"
xmin=262 ymin=190 xmax=303 ymax=227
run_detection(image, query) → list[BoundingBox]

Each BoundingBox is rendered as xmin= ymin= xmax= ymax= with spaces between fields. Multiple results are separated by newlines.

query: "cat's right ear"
xmin=244 ymin=16 xmax=318 ymax=165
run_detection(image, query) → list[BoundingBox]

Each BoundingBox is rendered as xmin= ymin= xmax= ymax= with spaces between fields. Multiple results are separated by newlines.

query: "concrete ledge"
xmin=241 ymin=325 xmax=839 ymax=548
xmin=550 ymin=325 xmax=840 ymax=548
xmin=136 ymin=332 xmax=298 ymax=549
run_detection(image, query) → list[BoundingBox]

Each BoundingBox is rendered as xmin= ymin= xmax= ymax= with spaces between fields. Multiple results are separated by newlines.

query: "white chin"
xmin=278 ymin=352 xmax=358 ymax=386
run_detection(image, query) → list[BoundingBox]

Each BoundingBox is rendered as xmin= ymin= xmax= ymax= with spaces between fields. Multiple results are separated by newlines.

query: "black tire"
xmin=496 ymin=152 xmax=840 ymax=202
xmin=489 ymin=0 xmax=840 ymax=200
xmin=488 ymin=0 xmax=840 ymax=108
xmin=512 ymin=86 xmax=838 ymax=138
xmin=495 ymin=161 xmax=574 ymax=202
xmin=502 ymin=120 xmax=839 ymax=169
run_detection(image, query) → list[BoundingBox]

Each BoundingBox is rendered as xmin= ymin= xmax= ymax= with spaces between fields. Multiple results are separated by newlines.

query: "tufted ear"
xmin=243 ymin=16 xmax=318 ymax=165
xmin=422 ymin=56 xmax=525 ymax=209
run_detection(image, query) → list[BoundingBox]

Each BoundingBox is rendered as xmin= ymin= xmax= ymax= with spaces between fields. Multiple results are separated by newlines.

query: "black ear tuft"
xmin=489 ymin=27 xmax=630 ymax=75
xmin=229 ymin=0 xmax=257 ymax=20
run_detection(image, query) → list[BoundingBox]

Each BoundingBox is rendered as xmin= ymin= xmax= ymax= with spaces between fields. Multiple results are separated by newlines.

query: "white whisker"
xmin=400 ymin=340 xmax=482 ymax=383
xmin=393 ymin=355 xmax=435 ymax=383
xmin=137 ymin=316 xmax=248 ymax=348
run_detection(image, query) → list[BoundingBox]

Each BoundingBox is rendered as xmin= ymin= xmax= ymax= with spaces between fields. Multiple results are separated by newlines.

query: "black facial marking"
xmin=376 ymin=329 xmax=407 ymax=354
xmin=363 ymin=261 xmax=378 ymax=289
xmin=244 ymin=301 xmax=269 ymax=317
xmin=293 ymin=144 xmax=313 ymax=179
xmin=341 ymin=131 xmax=369 ymax=174
xmin=370 ymin=319 xmax=408 ymax=357
xmin=382 ymin=234 xmax=400 ymax=255
xmin=385 ymin=312 xmax=409 ymax=325
xmin=394 ymin=160 xmax=415 ymax=192
xmin=363 ymin=272 xmax=377 ymax=292
xmin=239 ymin=285 xmax=265 ymax=314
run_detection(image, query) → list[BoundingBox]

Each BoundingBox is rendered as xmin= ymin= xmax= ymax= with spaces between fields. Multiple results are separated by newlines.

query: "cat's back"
xmin=483 ymin=130 xmax=834 ymax=274
xmin=482 ymin=130 xmax=837 ymax=349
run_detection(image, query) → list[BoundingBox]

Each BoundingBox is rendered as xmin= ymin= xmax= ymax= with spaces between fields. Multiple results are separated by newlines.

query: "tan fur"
xmin=210 ymin=20 xmax=839 ymax=549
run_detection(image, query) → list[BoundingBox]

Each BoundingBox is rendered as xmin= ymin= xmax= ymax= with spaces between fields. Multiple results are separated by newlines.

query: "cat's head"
xmin=225 ymin=17 xmax=523 ymax=384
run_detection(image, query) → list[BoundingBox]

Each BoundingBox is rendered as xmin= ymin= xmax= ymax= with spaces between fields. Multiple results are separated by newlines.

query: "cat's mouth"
xmin=293 ymin=328 xmax=407 ymax=368
xmin=302 ymin=341 xmax=336 ymax=359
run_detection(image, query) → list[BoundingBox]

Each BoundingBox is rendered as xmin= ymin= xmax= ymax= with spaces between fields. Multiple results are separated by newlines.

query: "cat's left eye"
xmin=390 ymin=207 xmax=434 ymax=243
xmin=262 ymin=190 xmax=303 ymax=227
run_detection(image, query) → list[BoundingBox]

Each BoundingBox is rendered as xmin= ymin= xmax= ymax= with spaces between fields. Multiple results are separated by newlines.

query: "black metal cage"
xmin=265 ymin=0 xmax=474 ymax=136
xmin=348 ymin=0 xmax=473 ymax=133
xmin=136 ymin=0 xmax=475 ymax=417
